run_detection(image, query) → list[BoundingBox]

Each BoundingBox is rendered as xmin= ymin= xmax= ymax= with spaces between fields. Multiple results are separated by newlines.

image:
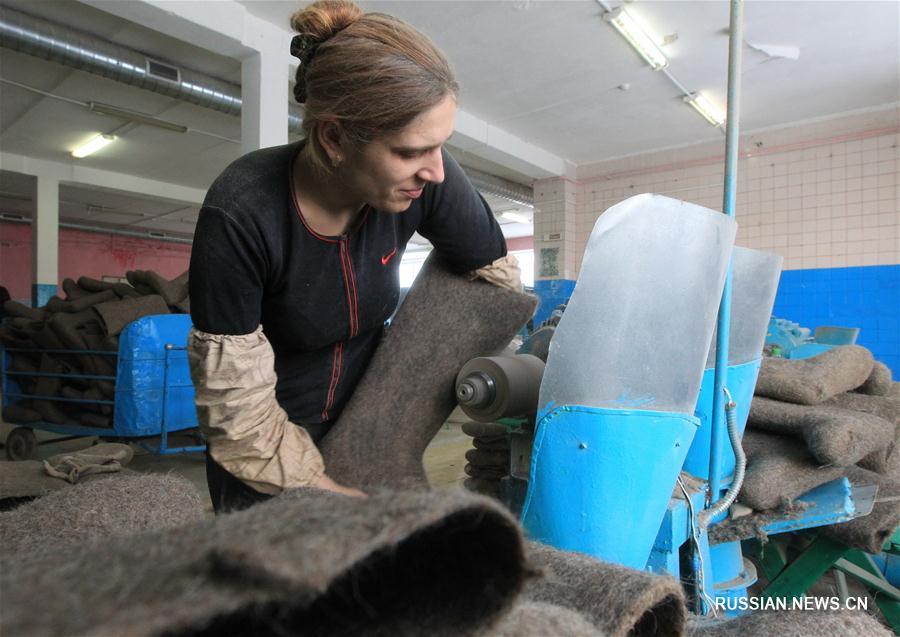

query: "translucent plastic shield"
xmin=538 ymin=194 xmax=738 ymax=415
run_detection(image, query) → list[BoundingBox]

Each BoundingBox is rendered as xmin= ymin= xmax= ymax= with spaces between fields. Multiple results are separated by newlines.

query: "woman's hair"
xmin=290 ymin=0 xmax=459 ymax=173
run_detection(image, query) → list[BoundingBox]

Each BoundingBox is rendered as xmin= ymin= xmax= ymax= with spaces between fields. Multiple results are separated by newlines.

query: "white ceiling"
xmin=0 ymin=0 xmax=897 ymax=241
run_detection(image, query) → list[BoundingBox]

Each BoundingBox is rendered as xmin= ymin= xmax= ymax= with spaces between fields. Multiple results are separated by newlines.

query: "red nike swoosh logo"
xmin=381 ymin=248 xmax=397 ymax=265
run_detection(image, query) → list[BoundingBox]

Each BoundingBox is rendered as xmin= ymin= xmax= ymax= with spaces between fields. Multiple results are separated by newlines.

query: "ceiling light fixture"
xmin=500 ymin=211 xmax=532 ymax=225
xmin=71 ymin=134 xmax=116 ymax=158
xmin=603 ymin=7 xmax=668 ymax=71
xmin=684 ymin=92 xmax=725 ymax=127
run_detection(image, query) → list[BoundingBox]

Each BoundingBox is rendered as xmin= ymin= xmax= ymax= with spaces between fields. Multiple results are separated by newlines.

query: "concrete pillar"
xmin=241 ymin=44 xmax=289 ymax=154
xmin=532 ymin=177 xmax=580 ymax=325
xmin=31 ymin=175 xmax=59 ymax=307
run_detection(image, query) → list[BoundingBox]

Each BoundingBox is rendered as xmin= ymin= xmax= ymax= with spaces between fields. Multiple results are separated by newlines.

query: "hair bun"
xmin=290 ymin=0 xmax=363 ymax=48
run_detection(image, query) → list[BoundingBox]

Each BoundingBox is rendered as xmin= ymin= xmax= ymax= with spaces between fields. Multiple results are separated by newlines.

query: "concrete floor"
xmin=0 ymin=407 xmax=474 ymax=514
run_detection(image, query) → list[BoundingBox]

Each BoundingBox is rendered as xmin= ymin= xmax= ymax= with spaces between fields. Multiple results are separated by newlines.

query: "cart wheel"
xmin=5 ymin=427 xmax=37 ymax=461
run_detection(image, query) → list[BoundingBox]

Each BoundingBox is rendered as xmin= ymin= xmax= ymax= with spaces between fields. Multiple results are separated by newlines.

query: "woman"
xmin=188 ymin=0 xmax=516 ymax=512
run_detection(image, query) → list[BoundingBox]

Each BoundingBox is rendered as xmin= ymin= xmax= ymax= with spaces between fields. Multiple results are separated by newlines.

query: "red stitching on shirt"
xmin=338 ymin=241 xmax=357 ymax=337
xmin=344 ymin=238 xmax=360 ymax=338
xmin=322 ymin=341 xmax=343 ymax=421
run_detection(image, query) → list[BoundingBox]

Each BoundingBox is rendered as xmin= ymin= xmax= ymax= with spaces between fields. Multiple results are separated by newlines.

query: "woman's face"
xmin=342 ymin=94 xmax=457 ymax=213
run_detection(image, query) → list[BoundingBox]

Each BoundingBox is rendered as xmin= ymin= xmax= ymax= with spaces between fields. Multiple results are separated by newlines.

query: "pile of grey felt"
xmin=462 ymin=420 xmax=511 ymax=498
xmin=1 ymin=472 xmax=891 ymax=637
xmin=732 ymin=345 xmax=900 ymax=553
xmin=0 ymin=270 xmax=188 ymax=429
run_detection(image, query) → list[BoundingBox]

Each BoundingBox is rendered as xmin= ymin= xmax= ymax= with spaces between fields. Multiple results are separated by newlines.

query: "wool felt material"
xmin=93 ymin=294 xmax=171 ymax=335
xmin=686 ymin=610 xmax=891 ymax=636
xmin=708 ymin=501 xmax=808 ymax=545
xmin=0 ymin=472 xmax=203 ymax=562
xmin=2 ymin=404 xmax=41 ymax=423
xmin=486 ymin=601 xmax=605 ymax=637
xmin=854 ymin=360 xmax=894 ymax=396
xmin=890 ymin=382 xmax=900 ymax=399
xmin=473 ymin=437 xmax=511 ymax=451
xmin=42 ymin=442 xmax=134 ymax=483
xmin=748 ymin=396 xmax=895 ymax=467
xmin=462 ymin=421 xmax=510 ymax=438
xmin=754 ymin=346 xmax=874 ymax=405
xmin=1 ymin=487 xmax=527 ymax=637
xmin=141 ymin=269 xmax=190 ymax=305
xmin=2 ymin=300 xmax=47 ymax=321
xmin=823 ymin=392 xmax=900 ymax=476
xmin=46 ymin=289 xmax=117 ymax=313
xmin=77 ymin=276 xmax=116 ymax=292
xmin=822 ymin=466 xmax=900 ymax=553
xmin=33 ymin=354 xmax=67 ymax=424
xmin=466 ymin=448 xmax=509 ymax=466
xmin=465 ymin=464 xmax=508 ymax=479
xmin=320 ymin=255 xmax=536 ymax=489
xmin=464 ymin=477 xmax=503 ymax=498
xmin=523 ymin=542 xmax=686 ymax=637
xmin=739 ymin=430 xmax=846 ymax=510
xmin=62 ymin=277 xmax=90 ymax=300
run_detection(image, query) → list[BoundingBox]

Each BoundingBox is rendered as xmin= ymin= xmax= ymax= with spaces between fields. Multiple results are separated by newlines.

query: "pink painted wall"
xmin=0 ymin=222 xmax=191 ymax=301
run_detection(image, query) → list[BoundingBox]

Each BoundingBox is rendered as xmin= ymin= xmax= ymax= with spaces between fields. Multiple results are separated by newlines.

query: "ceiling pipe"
xmin=0 ymin=5 xmax=534 ymax=207
xmin=0 ymin=5 xmax=303 ymax=132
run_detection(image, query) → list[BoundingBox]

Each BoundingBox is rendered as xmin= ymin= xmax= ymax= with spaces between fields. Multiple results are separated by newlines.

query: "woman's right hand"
xmin=314 ymin=473 xmax=367 ymax=498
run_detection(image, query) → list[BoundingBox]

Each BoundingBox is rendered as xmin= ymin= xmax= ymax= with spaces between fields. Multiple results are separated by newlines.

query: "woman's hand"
xmin=314 ymin=473 xmax=367 ymax=498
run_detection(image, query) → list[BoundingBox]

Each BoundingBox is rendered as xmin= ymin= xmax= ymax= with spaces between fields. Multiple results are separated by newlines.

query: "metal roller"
xmin=455 ymin=354 xmax=545 ymax=422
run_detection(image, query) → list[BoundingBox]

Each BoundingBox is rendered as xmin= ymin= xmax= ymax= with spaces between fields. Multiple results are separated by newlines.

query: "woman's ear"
xmin=317 ymin=120 xmax=346 ymax=167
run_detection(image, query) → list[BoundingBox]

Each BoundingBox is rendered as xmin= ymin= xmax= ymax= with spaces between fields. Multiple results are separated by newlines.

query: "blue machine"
xmin=1 ymin=314 xmax=203 ymax=457
xmin=765 ymin=317 xmax=860 ymax=360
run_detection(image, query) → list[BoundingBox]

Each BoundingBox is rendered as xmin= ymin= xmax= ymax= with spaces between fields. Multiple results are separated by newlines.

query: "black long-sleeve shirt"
xmin=190 ymin=142 xmax=506 ymax=426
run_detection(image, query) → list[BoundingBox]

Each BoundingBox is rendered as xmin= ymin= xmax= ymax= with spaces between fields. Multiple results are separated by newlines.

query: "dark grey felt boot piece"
xmin=824 ymin=391 xmax=900 ymax=423
xmin=853 ymin=360 xmax=894 ymax=396
xmin=463 ymin=421 xmax=509 ymax=438
xmin=93 ymin=294 xmax=170 ymax=335
xmin=687 ymin=610 xmax=891 ymax=636
xmin=2 ymin=300 xmax=47 ymax=321
xmin=46 ymin=289 xmax=117 ymax=313
xmin=754 ymin=346 xmax=875 ymax=405
xmin=748 ymin=396 xmax=895 ymax=467
xmin=464 ymin=477 xmax=503 ymax=498
xmin=33 ymin=355 xmax=68 ymax=425
xmin=466 ymin=448 xmax=509 ymax=466
xmin=823 ymin=466 xmax=900 ymax=553
xmin=2 ymin=404 xmax=41 ymax=423
xmin=49 ymin=309 xmax=100 ymax=349
xmin=487 ymin=601 xmax=604 ymax=637
xmin=142 ymin=269 xmax=189 ymax=305
xmin=739 ymin=431 xmax=846 ymax=510
xmin=77 ymin=276 xmax=116 ymax=292
xmin=523 ymin=542 xmax=686 ymax=637
xmin=1 ymin=487 xmax=526 ymax=637
xmin=320 ymin=255 xmax=536 ymax=489
xmin=466 ymin=464 xmax=507 ymax=479
xmin=0 ymin=473 xmax=204 ymax=561
xmin=61 ymin=277 xmax=90 ymax=300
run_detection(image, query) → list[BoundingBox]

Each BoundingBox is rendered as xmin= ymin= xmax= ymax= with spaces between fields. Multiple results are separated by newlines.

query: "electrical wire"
xmin=677 ymin=475 xmax=719 ymax=616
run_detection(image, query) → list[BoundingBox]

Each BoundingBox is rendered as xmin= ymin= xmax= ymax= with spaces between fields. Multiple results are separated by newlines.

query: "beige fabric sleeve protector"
xmin=472 ymin=254 xmax=522 ymax=293
xmin=188 ymin=327 xmax=324 ymax=495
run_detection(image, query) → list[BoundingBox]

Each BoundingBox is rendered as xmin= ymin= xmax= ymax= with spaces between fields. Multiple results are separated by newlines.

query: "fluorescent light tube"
xmin=72 ymin=134 xmax=116 ymax=158
xmin=604 ymin=8 xmax=668 ymax=71
xmin=684 ymin=93 xmax=725 ymax=126
xmin=501 ymin=211 xmax=532 ymax=225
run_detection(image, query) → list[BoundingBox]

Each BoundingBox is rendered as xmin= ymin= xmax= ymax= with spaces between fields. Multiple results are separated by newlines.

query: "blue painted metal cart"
xmin=1 ymin=314 xmax=204 ymax=459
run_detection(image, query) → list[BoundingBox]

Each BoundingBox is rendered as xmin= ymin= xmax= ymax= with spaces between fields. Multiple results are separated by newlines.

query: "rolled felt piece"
xmin=853 ymin=360 xmax=894 ymax=396
xmin=487 ymin=601 xmax=604 ymax=637
xmin=462 ymin=421 xmax=509 ymax=439
xmin=77 ymin=276 xmax=116 ymax=292
xmin=1 ymin=487 xmax=527 ymax=637
xmin=738 ymin=430 xmax=846 ymax=510
xmin=320 ymin=254 xmax=536 ymax=489
xmin=748 ymin=396 xmax=895 ymax=467
xmin=523 ymin=542 xmax=686 ymax=637
xmin=465 ymin=448 xmax=509 ymax=466
xmin=61 ymin=278 xmax=90 ymax=300
xmin=465 ymin=464 xmax=507 ymax=480
xmin=754 ymin=346 xmax=874 ymax=405
xmin=2 ymin=404 xmax=41 ymax=424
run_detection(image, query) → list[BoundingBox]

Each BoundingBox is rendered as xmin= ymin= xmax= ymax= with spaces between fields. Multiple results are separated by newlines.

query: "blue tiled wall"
xmin=772 ymin=265 xmax=900 ymax=379
xmin=533 ymin=279 xmax=576 ymax=326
